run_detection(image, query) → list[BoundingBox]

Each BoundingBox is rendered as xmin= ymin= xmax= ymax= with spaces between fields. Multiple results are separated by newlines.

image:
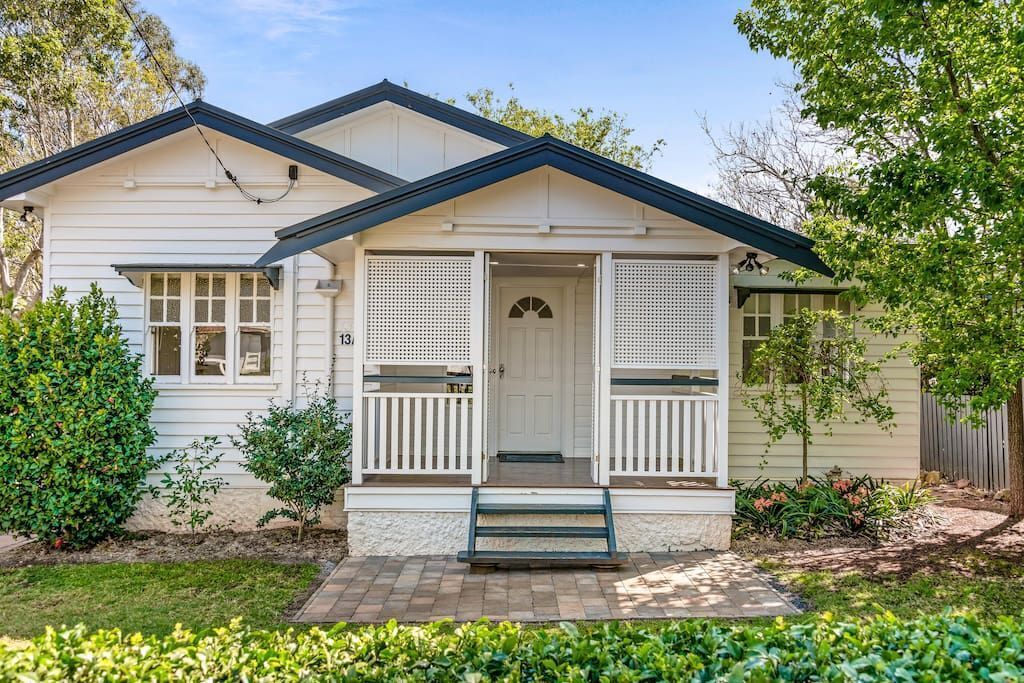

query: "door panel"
xmin=497 ymin=286 xmax=563 ymax=453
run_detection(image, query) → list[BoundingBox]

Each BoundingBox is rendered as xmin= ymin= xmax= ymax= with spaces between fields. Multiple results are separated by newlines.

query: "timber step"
xmin=474 ymin=525 xmax=608 ymax=538
xmin=476 ymin=503 xmax=605 ymax=515
xmin=458 ymin=488 xmax=624 ymax=569
xmin=455 ymin=550 xmax=621 ymax=568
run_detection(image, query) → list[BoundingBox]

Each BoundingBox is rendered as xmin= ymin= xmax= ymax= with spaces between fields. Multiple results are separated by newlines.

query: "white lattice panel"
xmin=613 ymin=260 xmax=718 ymax=368
xmin=365 ymin=256 xmax=473 ymax=363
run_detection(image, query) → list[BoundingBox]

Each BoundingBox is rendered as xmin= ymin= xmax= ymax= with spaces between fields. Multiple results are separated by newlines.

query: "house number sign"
xmin=338 ymin=332 xmax=354 ymax=345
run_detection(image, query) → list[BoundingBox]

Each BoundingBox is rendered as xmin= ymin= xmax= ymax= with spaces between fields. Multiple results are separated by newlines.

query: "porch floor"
xmin=293 ymin=552 xmax=800 ymax=623
xmin=359 ymin=457 xmax=720 ymax=489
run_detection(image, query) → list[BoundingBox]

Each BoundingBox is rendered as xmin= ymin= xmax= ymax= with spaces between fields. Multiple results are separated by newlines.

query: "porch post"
xmin=597 ymin=252 xmax=614 ymax=486
xmin=716 ymin=253 xmax=731 ymax=489
xmin=470 ymin=250 xmax=486 ymax=485
xmin=350 ymin=244 xmax=366 ymax=485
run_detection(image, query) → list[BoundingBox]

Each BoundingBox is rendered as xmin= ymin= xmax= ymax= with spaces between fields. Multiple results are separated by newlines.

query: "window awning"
xmin=112 ymin=264 xmax=283 ymax=290
xmin=735 ymin=285 xmax=848 ymax=308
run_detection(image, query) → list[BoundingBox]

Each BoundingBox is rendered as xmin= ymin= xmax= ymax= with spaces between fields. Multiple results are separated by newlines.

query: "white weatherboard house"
xmin=0 ymin=82 xmax=919 ymax=565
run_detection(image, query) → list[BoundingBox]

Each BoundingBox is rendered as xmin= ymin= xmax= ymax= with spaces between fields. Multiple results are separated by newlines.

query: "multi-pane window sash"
xmin=741 ymin=292 xmax=854 ymax=378
xmin=145 ymin=272 xmax=274 ymax=384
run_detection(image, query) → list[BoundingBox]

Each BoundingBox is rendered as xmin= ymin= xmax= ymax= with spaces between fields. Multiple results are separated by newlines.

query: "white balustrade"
xmin=610 ymin=395 xmax=718 ymax=477
xmin=363 ymin=393 xmax=473 ymax=474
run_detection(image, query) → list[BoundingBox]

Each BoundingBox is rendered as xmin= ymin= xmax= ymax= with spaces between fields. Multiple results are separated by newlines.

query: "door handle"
xmin=499 ymin=363 xmax=505 ymax=378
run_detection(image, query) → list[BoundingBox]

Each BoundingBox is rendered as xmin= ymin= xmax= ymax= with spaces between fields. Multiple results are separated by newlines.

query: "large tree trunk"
xmin=1008 ymin=380 xmax=1024 ymax=517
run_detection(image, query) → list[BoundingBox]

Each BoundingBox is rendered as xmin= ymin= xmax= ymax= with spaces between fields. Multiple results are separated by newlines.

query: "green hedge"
xmin=2 ymin=613 xmax=1022 ymax=681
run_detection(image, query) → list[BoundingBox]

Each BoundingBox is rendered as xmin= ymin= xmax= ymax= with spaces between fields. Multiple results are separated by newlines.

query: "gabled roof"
xmin=269 ymin=79 xmax=533 ymax=147
xmin=256 ymin=135 xmax=832 ymax=275
xmin=0 ymin=101 xmax=405 ymax=199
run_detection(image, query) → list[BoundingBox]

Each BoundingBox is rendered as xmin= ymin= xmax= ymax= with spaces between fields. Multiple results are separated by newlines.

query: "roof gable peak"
xmin=268 ymin=80 xmax=532 ymax=147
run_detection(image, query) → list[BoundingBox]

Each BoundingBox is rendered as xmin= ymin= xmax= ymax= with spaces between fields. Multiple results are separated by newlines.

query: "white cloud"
xmin=229 ymin=0 xmax=358 ymax=40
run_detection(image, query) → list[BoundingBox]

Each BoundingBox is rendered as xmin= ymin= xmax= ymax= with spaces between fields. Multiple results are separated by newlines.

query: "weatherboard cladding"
xmin=256 ymin=136 xmax=831 ymax=275
xmin=0 ymin=101 xmax=405 ymax=200
xmin=268 ymin=80 xmax=532 ymax=147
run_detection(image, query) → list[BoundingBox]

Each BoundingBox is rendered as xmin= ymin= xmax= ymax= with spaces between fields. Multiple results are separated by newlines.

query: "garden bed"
xmin=0 ymin=527 xmax=347 ymax=569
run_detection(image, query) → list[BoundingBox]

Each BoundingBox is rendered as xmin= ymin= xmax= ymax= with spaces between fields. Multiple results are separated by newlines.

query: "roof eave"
xmin=256 ymin=138 xmax=831 ymax=275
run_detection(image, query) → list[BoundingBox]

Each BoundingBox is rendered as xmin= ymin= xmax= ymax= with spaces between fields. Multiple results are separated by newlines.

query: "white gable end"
xmin=295 ymin=102 xmax=505 ymax=181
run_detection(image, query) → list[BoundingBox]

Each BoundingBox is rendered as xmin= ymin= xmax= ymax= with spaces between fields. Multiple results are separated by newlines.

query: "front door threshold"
xmin=497 ymin=452 xmax=564 ymax=463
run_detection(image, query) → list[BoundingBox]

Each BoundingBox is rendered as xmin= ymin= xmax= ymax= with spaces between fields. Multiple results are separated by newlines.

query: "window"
xmin=741 ymin=292 xmax=853 ymax=376
xmin=741 ymin=293 xmax=772 ymax=377
xmin=237 ymin=273 xmax=272 ymax=377
xmin=145 ymin=272 xmax=274 ymax=383
xmin=148 ymin=273 xmax=182 ymax=375
xmin=508 ymin=296 xmax=553 ymax=319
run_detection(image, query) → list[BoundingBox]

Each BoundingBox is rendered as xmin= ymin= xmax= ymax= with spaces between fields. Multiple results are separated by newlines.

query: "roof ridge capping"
xmin=268 ymin=79 xmax=533 ymax=147
xmin=256 ymin=135 xmax=830 ymax=275
xmin=0 ymin=100 xmax=406 ymax=200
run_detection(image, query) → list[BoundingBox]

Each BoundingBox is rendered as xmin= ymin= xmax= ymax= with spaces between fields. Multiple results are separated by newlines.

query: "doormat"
xmin=497 ymin=452 xmax=564 ymax=463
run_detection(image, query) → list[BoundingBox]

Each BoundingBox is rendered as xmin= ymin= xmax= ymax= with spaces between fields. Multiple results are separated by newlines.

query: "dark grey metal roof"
xmin=257 ymin=135 xmax=832 ymax=276
xmin=0 ymin=101 xmax=406 ymax=199
xmin=269 ymin=79 xmax=533 ymax=147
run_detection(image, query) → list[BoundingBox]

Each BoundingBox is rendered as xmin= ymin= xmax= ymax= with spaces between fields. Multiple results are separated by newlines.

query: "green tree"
xmin=0 ymin=0 xmax=204 ymax=310
xmin=736 ymin=1 xmax=1024 ymax=514
xmin=740 ymin=309 xmax=895 ymax=483
xmin=466 ymin=85 xmax=665 ymax=170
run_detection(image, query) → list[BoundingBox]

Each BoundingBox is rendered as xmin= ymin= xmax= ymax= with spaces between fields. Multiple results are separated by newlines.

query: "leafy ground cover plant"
xmin=233 ymin=390 xmax=350 ymax=540
xmin=0 ymin=285 xmax=157 ymax=549
xmin=2 ymin=613 xmax=1022 ymax=681
xmin=157 ymin=436 xmax=227 ymax=539
xmin=734 ymin=475 xmax=933 ymax=540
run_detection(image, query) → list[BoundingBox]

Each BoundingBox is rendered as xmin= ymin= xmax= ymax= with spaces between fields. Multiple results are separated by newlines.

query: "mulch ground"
xmin=0 ymin=527 xmax=348 ymax=569
xmin=732 ymin=484 xmax=1024 ymax=578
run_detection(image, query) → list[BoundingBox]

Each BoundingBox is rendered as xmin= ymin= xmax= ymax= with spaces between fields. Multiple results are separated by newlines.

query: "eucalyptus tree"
xmin=0 ymin=0 xmax=204 ymax=310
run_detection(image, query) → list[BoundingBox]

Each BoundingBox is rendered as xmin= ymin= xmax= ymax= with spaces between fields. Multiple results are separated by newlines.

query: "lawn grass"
xmin=762 ymin=554 xmax=1024 ymax=623
xmin=0 ymin=560 xmax=319 ymax=641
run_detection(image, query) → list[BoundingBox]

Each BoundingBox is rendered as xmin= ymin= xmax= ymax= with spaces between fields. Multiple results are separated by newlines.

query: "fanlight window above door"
xmin=508 ymin=296 xmax=553 ymax=319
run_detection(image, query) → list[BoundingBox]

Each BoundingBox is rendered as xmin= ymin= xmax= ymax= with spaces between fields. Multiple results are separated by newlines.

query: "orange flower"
xmin=753 ymin=497 xmax=774 ymax=512
xmin=833 ymin=479 xmax=852 ymax=493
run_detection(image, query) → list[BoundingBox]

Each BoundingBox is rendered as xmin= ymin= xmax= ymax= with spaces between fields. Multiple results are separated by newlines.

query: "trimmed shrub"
xmin=0 ymin=285 xmax=158 ymax=549
xmin=734 ymin=475 xmax=933 ymax=540
xmin=2 ymin=613 xmax=1023 ymax=680
xmin=233 ymin=390 xmax=350 ymax=540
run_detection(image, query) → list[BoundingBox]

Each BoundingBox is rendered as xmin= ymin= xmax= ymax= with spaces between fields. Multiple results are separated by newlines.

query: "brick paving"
xmin=294 ymin=552 xmax=800 ymax=623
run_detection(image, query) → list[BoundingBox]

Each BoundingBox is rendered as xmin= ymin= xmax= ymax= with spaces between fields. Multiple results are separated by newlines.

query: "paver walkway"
xmin=295 ymin=552 xmax=800 ymax=623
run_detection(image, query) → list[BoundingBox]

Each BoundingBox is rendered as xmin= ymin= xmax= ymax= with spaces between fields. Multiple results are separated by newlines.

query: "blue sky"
xmin=145 ymin=0 xmax=792 ymax=191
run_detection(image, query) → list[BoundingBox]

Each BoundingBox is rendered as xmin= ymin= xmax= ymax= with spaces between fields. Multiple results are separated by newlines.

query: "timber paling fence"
xmin=920 ymin=392 xmax=1009 ymax=491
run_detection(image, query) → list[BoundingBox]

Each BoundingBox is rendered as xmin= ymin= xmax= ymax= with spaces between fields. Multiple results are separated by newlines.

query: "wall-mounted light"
xmin=732 ymin=252 xmax=769 ymax=276
xmin=19 ymin=206 xmax=34 ymax=223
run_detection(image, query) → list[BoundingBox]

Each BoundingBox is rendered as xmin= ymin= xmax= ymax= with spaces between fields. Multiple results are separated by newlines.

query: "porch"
xmin=349 ymin=250 xmax=731 ymax=491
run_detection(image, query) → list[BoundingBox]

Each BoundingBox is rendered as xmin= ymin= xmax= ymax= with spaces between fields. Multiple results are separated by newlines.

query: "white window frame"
xmin=144 ymin=273 xmax=187 ymax=380
xmin=143 ymin=272 xmax=275 ymax=386
xmin=741 ymin=292 xmax=854 ymax=373
xmin=236 ymin=272 xmax=274 ymax=384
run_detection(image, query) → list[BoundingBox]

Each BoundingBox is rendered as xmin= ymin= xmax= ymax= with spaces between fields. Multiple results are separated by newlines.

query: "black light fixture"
xmin=732 ymin=252 xmax=769 ymax=276
xmin=19 ymin=205 xmax=34 ymax=223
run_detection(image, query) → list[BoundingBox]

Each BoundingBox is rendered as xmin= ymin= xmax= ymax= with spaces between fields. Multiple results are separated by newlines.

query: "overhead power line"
xmin=117 ymin=0 xmax=295 ymax=204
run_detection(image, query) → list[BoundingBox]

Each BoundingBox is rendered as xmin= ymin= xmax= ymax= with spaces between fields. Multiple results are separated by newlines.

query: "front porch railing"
xmin=363 ymin=393 xmax=474 ymax=475
xmin=609 ymin=395 xmax=719 ymax=478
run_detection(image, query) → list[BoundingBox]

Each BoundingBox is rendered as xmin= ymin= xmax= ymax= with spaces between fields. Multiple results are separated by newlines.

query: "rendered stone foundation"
xmin=346 ymin=511 xmax=732 ymax=556
xmin=127 ymin=488 xmax=346 ymax=532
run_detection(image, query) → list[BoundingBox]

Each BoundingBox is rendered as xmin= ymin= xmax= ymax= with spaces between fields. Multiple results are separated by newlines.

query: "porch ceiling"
xmin=255 ymin=136 xmax=832 ymax=276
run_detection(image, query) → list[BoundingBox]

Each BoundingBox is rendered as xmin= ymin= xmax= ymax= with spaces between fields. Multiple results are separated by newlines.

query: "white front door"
xmin=496 ymin=286 xmax=563 ymax=453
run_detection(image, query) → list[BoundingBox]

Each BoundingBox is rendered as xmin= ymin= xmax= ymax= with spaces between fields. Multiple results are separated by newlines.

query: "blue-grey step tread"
xmin=476 ymin=503 xmax=605 ymax=515
xmin=474 ymin=525 xmax=608 ymax=538
xmin=456 ymin=550 xmax=624 ymax=565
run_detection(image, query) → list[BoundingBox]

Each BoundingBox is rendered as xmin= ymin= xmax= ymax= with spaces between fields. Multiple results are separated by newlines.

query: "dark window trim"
xmin=113 ymin=264 xmax=284 ymax=290
xmin=735 ymin=285 xmax=848 ymax=308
